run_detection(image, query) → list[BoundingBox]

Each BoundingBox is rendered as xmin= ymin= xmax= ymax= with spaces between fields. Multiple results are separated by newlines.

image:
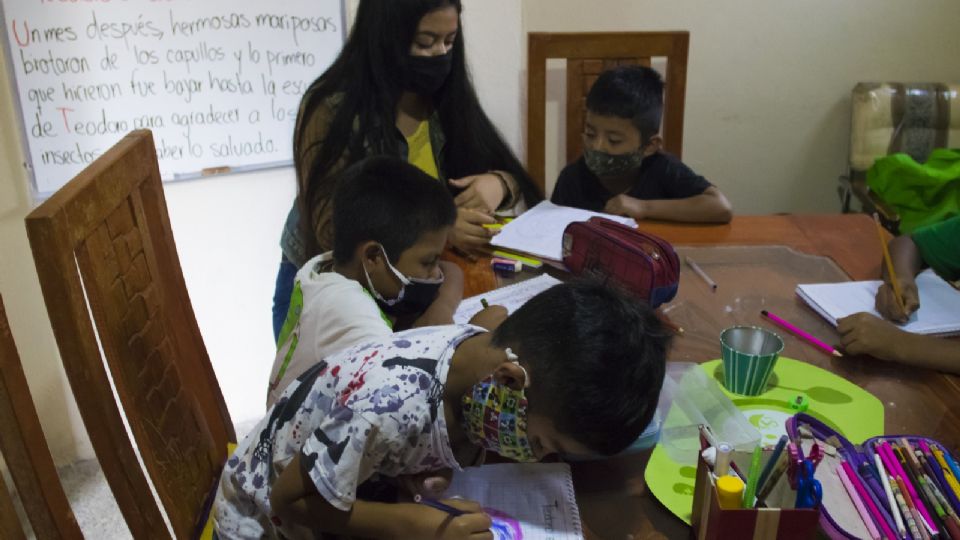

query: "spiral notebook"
xmin=446 ymin=463 xmax=584 ymax=540
xmin=796 ymin=269 xmax=960 ymax=335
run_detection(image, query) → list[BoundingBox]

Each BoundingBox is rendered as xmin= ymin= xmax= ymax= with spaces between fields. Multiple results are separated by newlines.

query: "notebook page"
xmin=796 ymin=269 xmax=960 ymax=335
xmin=446 ymin=463 xmax=584 ymax=540
xmin=453 ymin=275 xmax=563 ymax=324
xmin=491 ymin=201 xmax=636 ymax=261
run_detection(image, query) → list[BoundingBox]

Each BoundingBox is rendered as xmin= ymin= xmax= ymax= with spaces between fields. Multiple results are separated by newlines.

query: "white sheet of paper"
xmin=796 ymin=269 xmax=960 ymax=335
xmin=490 ymin=201 xmax=636 ymax=261
xmin=446 ymin=463 xmax=584 ymax=540
xmin=453 ymin=275 xmax=563 ymax=325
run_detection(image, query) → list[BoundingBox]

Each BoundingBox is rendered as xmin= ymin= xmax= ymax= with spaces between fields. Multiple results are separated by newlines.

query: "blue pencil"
xmin=757 ymin=435 xmax=787 ymax=492
xmin=414 ymin=495 xmax=466 ymax=516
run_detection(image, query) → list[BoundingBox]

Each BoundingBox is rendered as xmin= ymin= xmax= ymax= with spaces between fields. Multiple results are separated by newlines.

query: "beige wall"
xmin=524 ymin=0 xmax=960 ymax=212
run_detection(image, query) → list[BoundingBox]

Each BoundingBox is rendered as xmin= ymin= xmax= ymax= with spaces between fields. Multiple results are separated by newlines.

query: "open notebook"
xmin=453 ymin=274 xmax=562 ymax=324
xmin=796 ymin=269 xmax=960 ymax=335
xmin=491 ymin=201 xmax=636 ymax=262
xmin=447 ymin=463 xmax=584 ymax=540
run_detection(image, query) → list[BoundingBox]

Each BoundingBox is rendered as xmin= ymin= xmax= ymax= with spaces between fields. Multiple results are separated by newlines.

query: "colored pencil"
xmin=875 ymin=453 xmax=907 ymax=537
xmin=757 ymin=436 xmax=788 ymax=493
xmin=743 ymin=445 xmax=763 ymax=508
xmin=874 ymin=213 xmax=908 ymax=315
xmin=882 ymin=442 xmax=938 ymax=534
xmin=857 ymin=463 xmax=901 ymax=538
xmin=892 ymin=476 xmax=924 ymax=540
xmin=761 ymin=310 xmax=843 ymax=358
xmin=843 ymin=461 xmax=898 ymax=540
xmin=685 ymin=256 xmax=717 ymax=291
xmin=837 ymin=465 xmax=882 ymax=540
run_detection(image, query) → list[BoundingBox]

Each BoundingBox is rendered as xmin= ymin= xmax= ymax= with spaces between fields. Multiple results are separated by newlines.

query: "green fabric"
xmin=866 ymin=148 xmax=960 ymax=233
xmin=912 ymin=215 xmax=960 ymax=282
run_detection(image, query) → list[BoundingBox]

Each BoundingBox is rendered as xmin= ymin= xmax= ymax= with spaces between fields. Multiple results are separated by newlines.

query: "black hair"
xmin=331 ymin=156 xmax=456 ymax=265
xmin=491 ymin=280 xmax=670 ymax=456
xmin=586 ymin=65 xmax=664 ymax=143
xmin=294 ymin=0 xmax=542 ymax=257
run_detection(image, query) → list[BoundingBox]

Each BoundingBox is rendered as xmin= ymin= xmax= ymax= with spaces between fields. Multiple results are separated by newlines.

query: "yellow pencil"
xmin=874 ymin=213 xmax=907 ymax=315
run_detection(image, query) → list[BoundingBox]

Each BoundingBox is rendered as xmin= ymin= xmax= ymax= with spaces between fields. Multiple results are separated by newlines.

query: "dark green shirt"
xmin=913 ymin=215 xmax=960 ymax=282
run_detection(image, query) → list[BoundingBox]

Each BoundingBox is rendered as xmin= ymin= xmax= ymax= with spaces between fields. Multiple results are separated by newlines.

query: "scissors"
xmin=794 ymin=459 xmax=823 ymax=509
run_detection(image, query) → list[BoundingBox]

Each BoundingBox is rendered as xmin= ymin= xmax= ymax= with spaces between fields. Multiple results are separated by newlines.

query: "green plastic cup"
xmin=720 ymin=326 xmax=784 ymax=396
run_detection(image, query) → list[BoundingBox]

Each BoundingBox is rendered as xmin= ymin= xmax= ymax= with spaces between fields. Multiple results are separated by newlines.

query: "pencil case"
xmin=561 ymin=217 xmax=680 ymax=308
xmin=785 ymin=413 xmax=960 ymax=540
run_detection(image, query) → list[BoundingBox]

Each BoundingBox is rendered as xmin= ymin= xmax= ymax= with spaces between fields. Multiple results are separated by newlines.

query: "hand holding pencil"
xmin=875 ymin=278 xmax=920 ymax=323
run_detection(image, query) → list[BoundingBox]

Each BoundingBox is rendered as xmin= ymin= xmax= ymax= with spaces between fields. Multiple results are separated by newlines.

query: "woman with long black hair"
xmin=272 ymin=0 xmax=540 ymax=339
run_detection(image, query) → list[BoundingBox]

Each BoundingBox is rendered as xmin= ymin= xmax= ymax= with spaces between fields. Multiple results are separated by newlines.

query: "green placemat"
xmin=645 ymin=357 xmax=884 ymax=524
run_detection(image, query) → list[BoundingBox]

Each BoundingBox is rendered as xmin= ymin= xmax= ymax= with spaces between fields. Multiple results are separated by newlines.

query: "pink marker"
xmin=761 ymin=310 xmax=843 ymax=358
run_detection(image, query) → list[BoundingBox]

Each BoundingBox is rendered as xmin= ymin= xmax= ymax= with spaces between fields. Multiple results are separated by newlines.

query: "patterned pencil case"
xmin=785 ymin=413 xmax=960 ymax=540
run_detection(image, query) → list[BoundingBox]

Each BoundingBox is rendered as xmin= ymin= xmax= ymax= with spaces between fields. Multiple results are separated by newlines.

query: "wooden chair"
xmin=527 ymin=31 xmax=690 ymax=196
xmin=25 ymin=130 xmax=236 ymax=539
xmin=0 ymin=295 xmax=83 ymax=539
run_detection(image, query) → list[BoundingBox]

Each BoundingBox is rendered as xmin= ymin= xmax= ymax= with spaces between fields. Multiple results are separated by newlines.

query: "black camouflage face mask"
xmin=583 ymin=147 xmax=646 ymax=178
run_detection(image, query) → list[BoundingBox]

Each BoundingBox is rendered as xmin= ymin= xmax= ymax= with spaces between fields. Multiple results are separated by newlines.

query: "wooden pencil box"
xmin=785 ymin=413 xmax=960 ymax=540
xmin=691 ymin=450 xmax=820 ymax=540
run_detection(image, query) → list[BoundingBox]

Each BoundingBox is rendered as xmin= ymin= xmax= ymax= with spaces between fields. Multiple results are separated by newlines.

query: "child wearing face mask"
xmin=216 ymin=280 xmax=670 ymax=540
xmin=272 ymin=0 xmax=543 ymax=343
xmin=267 ymin=156 xmax=502 ymax=408
xmin=551 ymin=65 xmax=733 ymax=224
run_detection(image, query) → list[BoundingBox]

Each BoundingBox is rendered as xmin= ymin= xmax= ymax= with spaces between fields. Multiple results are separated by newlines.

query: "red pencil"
xmin=761 ymin=310 xmax=843 ymax=358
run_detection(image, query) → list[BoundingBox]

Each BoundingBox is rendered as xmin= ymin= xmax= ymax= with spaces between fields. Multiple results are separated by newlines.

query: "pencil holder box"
xmin=691 ymin=451 xmax=821 ymax=540
xmin=785 ymin=413 xmax=960 ymax=540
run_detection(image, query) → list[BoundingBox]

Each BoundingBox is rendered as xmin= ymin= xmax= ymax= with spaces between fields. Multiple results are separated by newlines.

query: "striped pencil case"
xmin=785 ymin=413 xmax=960 ymax=540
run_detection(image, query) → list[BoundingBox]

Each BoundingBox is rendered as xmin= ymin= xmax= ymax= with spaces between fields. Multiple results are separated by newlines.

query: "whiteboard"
xmin=1 ymin=0 xmax=345 ymax=194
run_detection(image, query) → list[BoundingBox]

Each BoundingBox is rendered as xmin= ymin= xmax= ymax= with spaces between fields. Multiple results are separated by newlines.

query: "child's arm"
xmin=875 ymin=235 xmax=924 ymax=322
xmin=604 ymin=187 xmax=733 ymax=223
xmin=412 ymin=261 xmax=464 ymax=328
xmin=838 ymin=313 xmax=960 ymax=374
xmin=270 ymin=453 xmax=492 ymax=539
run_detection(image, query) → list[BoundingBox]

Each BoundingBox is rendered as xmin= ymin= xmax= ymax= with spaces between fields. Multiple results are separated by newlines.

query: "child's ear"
xmin=360 ymin=241 xmax=385 ymax=268
xmin=493 ymin=361 xmax=528 ymax=391
xmin=643 ymin=134 xmax=663 ymax=156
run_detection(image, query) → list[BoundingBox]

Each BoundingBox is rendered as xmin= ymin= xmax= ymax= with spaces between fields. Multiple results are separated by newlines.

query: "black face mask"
xmin=404 ymin=51 xmax=454 ymax=95
xmin=363 ymin=245 xmax=445 ymax=317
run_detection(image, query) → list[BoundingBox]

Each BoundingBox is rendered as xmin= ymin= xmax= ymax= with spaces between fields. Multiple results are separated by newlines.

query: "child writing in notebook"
xmin=838 ymin=215 xmax=960 ymax=372
xmin=551 ymin=65 xmax=733 ymax=223
xmin=216 ymin=281 xmax=670 ymax=539
xmin=268 ymin=156 xmax=502 ymax=408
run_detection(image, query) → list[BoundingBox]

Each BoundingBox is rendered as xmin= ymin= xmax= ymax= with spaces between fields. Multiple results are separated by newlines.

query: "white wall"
xmin=524 ymin=0 xmax=960 ymax=212
xmin=0 ymin=0 xmax=525 ymax=465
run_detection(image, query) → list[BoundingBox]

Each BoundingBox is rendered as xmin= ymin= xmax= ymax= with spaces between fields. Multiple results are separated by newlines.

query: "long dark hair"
xmin=293 ymin=0 xmax=542 ymax=257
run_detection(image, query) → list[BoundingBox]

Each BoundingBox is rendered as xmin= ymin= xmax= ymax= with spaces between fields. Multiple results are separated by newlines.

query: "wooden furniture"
xmin=450 ymin=213 xmax=960 ymax=539
xmin=526 ymin=31 xmax=689 ymax=195
xmin=0 ymin=295 xmax=83 ymax=539
xmin=25 ymin=130 xmax=236 ymax=539
xmin=840 ymin=82 xmax=960 ymax=232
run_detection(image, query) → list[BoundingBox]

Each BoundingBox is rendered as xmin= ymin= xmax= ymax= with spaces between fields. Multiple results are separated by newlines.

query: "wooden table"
xmin=448 ymin=214 xmax=960 ymax=540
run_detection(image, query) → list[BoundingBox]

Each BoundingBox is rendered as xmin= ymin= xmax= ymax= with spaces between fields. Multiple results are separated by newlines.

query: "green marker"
xmin=743 ymin=445 xmax=763 ymax=508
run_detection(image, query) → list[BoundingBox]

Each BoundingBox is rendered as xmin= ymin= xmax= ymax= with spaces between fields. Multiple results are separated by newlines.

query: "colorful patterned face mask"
xmin=460 ymin=349 xmax=536 ymax=462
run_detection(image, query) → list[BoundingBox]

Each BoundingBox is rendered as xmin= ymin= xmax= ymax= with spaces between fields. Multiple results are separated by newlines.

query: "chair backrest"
xmin=850 ymin=82 xmax=960 ymax=176
xmin=527 ymin=31 xmax=690 ymax=195
xmin=0 ymin=295 xmax=83 ymax=540
xmin=25 ymin=130 xmax=235 ymax=539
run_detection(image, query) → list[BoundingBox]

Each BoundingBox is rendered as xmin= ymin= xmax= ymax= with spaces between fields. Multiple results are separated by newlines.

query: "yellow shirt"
xmin=405 ymin=120 xmax=439 ymax=179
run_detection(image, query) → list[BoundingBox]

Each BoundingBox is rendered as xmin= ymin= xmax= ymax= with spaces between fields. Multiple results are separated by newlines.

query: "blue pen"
xmin=414 ymin=494 xmax=465 ymax=516
xmin=757 ymin=436 xmax=787 ymax=493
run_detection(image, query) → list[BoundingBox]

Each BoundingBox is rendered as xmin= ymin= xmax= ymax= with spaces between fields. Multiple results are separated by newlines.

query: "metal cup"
xmin=720 ymin=326 xmax=784 ymax=396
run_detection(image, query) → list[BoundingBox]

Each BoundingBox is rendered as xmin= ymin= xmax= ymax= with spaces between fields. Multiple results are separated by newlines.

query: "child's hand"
xmin=450 ymin=209 xmax=497 ymax=257
xmin=408 ymin=499 xmax=493 ymax=540
xmin=837 ymin=312 xmax=910 ymax=362
xmin=398 ymin=468 xmax=453 ymax=499
xmin=874 ymin=278 xmax=920 ymax=323
xmin=604 ymin=194 xmax=644 ymax=220
xmin=468 ymin=305 xmax=508 ymax=331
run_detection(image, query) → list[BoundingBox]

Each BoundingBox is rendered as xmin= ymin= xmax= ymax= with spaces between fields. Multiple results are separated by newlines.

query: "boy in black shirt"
xmin=552 ymin=66 xmax=733 ymax=223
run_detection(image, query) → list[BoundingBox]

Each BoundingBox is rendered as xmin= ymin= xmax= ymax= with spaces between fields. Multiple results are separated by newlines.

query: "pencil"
xmin=875 ymin=453 xmax=907 ymax=537
xmin=685 ymin=256 xmax=717 ymax=291
xmin=413 ymin=494 xmax=465 ymax=516
xmin=761 ymin=310 xmax=843 ymax=358
xmin=873 ymin=213 xmax=907 ymax=316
